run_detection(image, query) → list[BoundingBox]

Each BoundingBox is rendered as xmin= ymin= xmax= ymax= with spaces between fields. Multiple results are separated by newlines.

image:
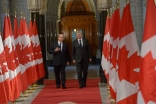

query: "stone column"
xmin=39 ymin=0 xmax=48 ymax=81
xmin=99 ymin=10 xmax=107 ymax=83
xmin=96 ymin=18 xmax=102 ymax=61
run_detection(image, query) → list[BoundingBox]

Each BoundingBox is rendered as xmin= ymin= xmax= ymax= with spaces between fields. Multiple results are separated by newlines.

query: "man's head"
xmin=76 ymin=30 xmax=82 ymax=39
xmin=58 ymin=34 xmax=64 ymax=42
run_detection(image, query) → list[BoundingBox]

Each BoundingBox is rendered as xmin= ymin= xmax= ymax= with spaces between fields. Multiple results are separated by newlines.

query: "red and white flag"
xmin=0 ymin=33 xmax=11 ymax=104
xmin=28 ymin=19 xmax=38 ymax=82
xmin=101 ymin=10 xmax=117 ymax=100
xmin=137 ymin=0 xmax=156 ymax=103
xmin=3 ymin=15 xmax=21 ymax=101
xmin=15 ymin=18 xmax=29 ymax=91
xmin=33 ymin=20 xmax=45 ymax=79
xmin=116 ymin=3 xmax=140 ymax=104
xmin=101 ymin=14 xmax=111 ymax=80
xmin=19 ymin=17 xmax=37 ymax=86
xmin=109 ymin=8 xmax=121 ymax=100
xmin=7 ymin=15 xmax=21 ymax=101
xmin=13 ymin=16 xmax=23 ymax=92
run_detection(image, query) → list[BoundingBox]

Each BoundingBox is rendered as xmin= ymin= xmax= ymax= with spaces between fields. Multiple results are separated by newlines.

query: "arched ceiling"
xmin=46 ymin=0 xmax=98 ymax=21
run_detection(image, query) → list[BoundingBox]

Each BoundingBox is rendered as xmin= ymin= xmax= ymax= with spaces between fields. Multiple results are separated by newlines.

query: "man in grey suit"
xmin=72 ymin=30 xmax=92 ymax=88
xmin=49 ymin=34 xmax=70 ymax=89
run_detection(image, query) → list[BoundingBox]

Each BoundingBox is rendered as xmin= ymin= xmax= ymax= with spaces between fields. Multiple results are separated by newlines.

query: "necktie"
xmin=79 ymin=40 xmax=82 ymax=49
xmin=60 ymin=43 xmax=62 ymax=51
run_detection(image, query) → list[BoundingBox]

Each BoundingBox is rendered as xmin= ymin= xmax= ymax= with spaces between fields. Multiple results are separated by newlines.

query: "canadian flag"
xmin=109 ymin=8 xmax=121 ymax=100
xmin=137 ymin=0 xmax=156 ymax=103
xmin=13 ymin=16 xmax=22 ymax=92
xmin=25 ymin=18 xmax=38 ymax=84
xmin=116 ymin=3 xmax=140 ymax=104
xmin=33 ymin=20 xmax=45 ymax=79
xmin=101 ymin=14 xmax=111 ymax=80
xmin=3 ymin=15 xmax=21 ymax=101
xmin=15 ymin=18 xmax=29 ymax=91
xmin=101 ymin=10 xmax=116 ymax=99
xmin=19 ymin=17 xmax=37 ymax=86
xmin=7 ymin=14 xmax=21 ymax=101
xmin=0 ymin=33 xmax=11 ymax=104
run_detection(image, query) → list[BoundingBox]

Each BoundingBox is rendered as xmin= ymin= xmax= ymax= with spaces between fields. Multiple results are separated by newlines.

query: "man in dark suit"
xmin=49 ymin=34 xmax=69 ymax=89
xmin=72 ymin=30 xmax=92 ymax=88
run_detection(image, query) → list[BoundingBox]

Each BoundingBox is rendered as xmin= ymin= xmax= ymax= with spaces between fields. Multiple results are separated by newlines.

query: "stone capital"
xmin=97 ymin=0 xmax=112 ymax=12
xmin=39 ymin=0 xmax=48 ymax=15
xmin=27 ymin=0 xmax=41 ymax=11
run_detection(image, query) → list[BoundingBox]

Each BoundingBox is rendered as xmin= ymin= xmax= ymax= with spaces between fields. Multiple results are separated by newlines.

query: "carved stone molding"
xmin=1 ymin=0 xmax=8 ymax=14
xmin=10 ymin=0 xmax=17 ymax=16
xmin=97 ymin=0 xmax=112 ymax=12
xmin=65 ymin=0 xmax=94 ymax=16
xmin=39 ymin=0 xmax=48 ymax=15
xmin=27 ymin=0 xmax=41 ymax=11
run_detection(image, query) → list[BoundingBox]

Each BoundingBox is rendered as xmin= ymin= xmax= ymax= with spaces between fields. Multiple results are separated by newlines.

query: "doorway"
xmin=61 ymin=16 xmax=97 ymax=63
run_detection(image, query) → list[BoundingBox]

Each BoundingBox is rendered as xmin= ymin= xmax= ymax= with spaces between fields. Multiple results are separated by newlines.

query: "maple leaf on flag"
xmin=118 ymin=45 xmax=139 ymax=84
xmin=110 ymin=47 xmax=118 ymax=69
xmin=4 ymin=45 xmax=10 ymax=55
xmin=103 ymin=40 xmax=110 ymax=60
xmin=140 ymin=51 xmax=156 ymax=103
xmin=0 ymin=51 xmax=8 ymax=74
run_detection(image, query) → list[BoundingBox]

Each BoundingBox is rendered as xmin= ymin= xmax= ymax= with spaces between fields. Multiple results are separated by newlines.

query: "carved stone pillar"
xmin=96 ymin=18 xmax=101 ymax=60
xmin=39 ymin=0 xmax=48 ymax=81
xmin=99 ymin=11 xmax=107 ymax=83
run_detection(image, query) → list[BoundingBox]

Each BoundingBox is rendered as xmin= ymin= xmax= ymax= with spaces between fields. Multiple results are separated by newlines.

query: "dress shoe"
xmin=79 ymin=85 xmax=83 ymax=89
xmin=56 ymin=85 xmax=60 ymax=88
xmin=83 ymin=83 xmax=86 ymax=87
xmin=62 ymin=86 xmax=66 ymax=89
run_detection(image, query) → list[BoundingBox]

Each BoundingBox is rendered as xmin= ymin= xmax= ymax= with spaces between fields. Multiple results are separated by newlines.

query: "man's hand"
xmin=55 ymin=47 xmax=60 ymax=52
xmin=89 ymin=58 xmax=92 ymax=62
xmin=73 ymin=60 xmax=76 ymax=63
xmin=67 ymin=62 xmax=69 ymax=65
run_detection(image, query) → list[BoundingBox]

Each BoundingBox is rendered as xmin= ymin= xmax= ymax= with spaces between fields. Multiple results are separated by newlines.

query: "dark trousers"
xmin=54 ymin=64 xmax=66 ymax=86
xmin=76 ymin=57 xmax=89 ymax=86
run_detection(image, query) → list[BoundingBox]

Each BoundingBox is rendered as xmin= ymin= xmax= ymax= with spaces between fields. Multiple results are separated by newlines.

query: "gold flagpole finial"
xmin=5 ymin=9 xmax=8 ymax=15
xmin=23 ymin=12 xmax=25 ymax=19
xmin=126 ymin=0 xmax=130 ymax=4
xmin=34 ymin=14 xmax=36 ymax=21
xmin=116 ymin=0 xmax=120 ymax=9
xmin=30 ymin=13 xmax=31 ymax=20
xmin=15 ymin=11 xmax=17 ymax=18
xmin=21 ymin=12 xmax=23 ymax=18
xmin=112 ymin=6 xmax=116 ymax=13
xmin=107 ymin=9 xmax=110 ymax=18
xmin=109 ymin=8 xmax=113 ymax=17
xmin=7 ymin=9 xmax=10 ymax=16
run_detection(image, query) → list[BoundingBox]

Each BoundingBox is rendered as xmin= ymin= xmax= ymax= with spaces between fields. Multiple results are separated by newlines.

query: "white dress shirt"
xmin=78 ymin=38 xmax=83 ymax=46
xmin=58 ymin=41 xmax=63 ymax=51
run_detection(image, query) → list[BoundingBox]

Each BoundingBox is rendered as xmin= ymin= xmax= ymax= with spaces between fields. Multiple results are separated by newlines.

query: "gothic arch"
xmin=65 ymin=0 xmax=90 ymax=12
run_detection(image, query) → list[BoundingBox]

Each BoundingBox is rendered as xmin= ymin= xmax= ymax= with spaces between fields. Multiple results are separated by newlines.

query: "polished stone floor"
xmin=9 ymin=65 xmax=113 ymax=104
xmin=48 ymin=65 xmax=100 ymax=79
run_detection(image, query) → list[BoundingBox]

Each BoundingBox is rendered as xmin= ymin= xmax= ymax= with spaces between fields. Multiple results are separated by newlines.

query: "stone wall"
xmin=10 ymin=0 xmax=30 ymax=30
xmin=0 ymin=0 xmax=9 ymax=33
xmin=112 ymin=0 xmax=143 ymax=49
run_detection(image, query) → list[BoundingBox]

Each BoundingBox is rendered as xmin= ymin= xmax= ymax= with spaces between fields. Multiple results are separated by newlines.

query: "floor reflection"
xmin=48 ymin=65 xmax=100 ymax=79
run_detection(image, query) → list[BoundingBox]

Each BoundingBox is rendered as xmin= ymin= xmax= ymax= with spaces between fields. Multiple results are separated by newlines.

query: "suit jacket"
xmin=72 ymin=38 xmax=92 ymax=62
xmin=49 ymin=42 xmax=70 ymax=66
